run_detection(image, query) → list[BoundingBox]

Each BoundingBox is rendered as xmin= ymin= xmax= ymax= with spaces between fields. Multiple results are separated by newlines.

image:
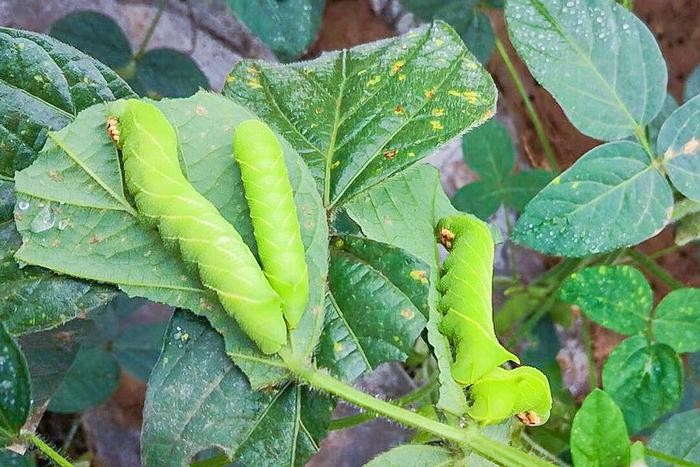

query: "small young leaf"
xmin=602 ymin=336 xmax=683 ymax=434
xmin=47 ymin=346 xmax=120 ymax=413
xmin=684 ymin=65 xmax=700 ymax=102
xmin=676 ymin=211 xmax=700 ymax=246
xmin=49 ymin=11 xmax=133 ymax=69
xmin=0 ymin=322 xmax=30 ymax=446
xmin=652 ymin=288 xmax=700 ymax=353
xmin=647 ymin=409 xmax=700 ymax=466
xmin=657 ymin=95 xmax=700 ymax=202
xmin=646 ymin=94 xmax=679 ymax=147
xmin=452 ymin=180 xmax=502 ymax=220
xmin=505 ymin=0 xmax=667 ymax=141
xmin=364 ymin=444 xmax=454 ymax=466
xmin=462 ymin=119 xmax=514 ymax=179
xmin=502 ymin=169 xmax=554 ymax=211
xmin=570 ymin=389 xmax=630 ymax=467
xmin=514 ymin=141 xmax=673 ymax=257
xmin=559 ymin=266 xmax=652 ymax=336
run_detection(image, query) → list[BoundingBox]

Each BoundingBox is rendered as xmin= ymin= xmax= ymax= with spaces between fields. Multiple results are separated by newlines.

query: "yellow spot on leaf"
xmin=246 ymin=66 xmax=259 ymax=75
xmin=424 ymin=88 xmax=436 ymax=99
xmin=408 ymin=151 xmax=416 ymax=158
xmin=195 ymin=105 xmax=208 ymax=116
xmin=334 ymin=342 xmax=344 ymax=352
xmin=391 ymin=60 xmax=406 ymax=73
xmin=331 ymin=160 xmax=340 ymax=169
xmin=462 ymin=91 xmax=479 ymax=103
xmin=367 ymin=75 xmax=381 ymax=86
xmin=383 ymin=149 xmax=398 ymax=159
xmin=394 ymin=105 xmax=405 ymax=115
xmin=431 ymin=108 xmax=445 ymax=117
xmin=247 ymin=78 xmax=262 ymax=89
xmin=225 ymin=75 xmax=236 ymax=83
xmin=48 ymin=170 xmax=63 ymax=182
xmin=401 ymin=309 xmax=415 ymax=320
xmin=552 ymin=176 xmax=561 ymax=185
xmin=410 ymin=270 xmax=429 ymax=284
xmin=398 ymin=74 xmax=406 ymax=81
xmin=430 ymin=120 xmax=444 ymax=131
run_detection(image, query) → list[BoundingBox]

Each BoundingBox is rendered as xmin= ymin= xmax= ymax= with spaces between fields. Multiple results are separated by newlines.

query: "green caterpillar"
xmin=110 ymin=99 xmax=287 ymax=355
xmin=233 ymin=120 xmax=309 ymax=329
xmin=437 ymin=214 xmax=551 ymax=426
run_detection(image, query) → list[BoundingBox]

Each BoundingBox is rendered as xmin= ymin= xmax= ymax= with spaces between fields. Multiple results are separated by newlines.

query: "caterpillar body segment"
xmin=437 ymin=215 xmax=518 ymax=385
xmin=233 ymin=119 xmax=309 ymax=329
xmin=467 ymin=366 xmax=552 ymax=426
xmin=114 ymin=99 xmax=287 ymax=355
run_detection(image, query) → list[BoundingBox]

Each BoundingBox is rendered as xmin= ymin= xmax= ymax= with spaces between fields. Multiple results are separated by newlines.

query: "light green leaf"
xmin=13 ymin=92 xmax=328 ymax=388
xmin=49 ymin=11 xmax=132 ymax=70
xmin=364 ymin=444 xmax=454 ymax=466
xmin=559 ymin=265 xmax=652 ymax=335
xmin=514 ymin=141 xmax=673 ymax=257
xmin=225 ymin=0 xmax=324 ymax=62
xmin=0 ymin=322 xmax=30 ymax=447
xmin=223 ymin=22 xmax=496 ymax=209
xmin=142 ymin=311 xmax=331 ymax=467
xmin=505 ymin=0 xmax=667 ymax=140
xmin=602 ymin=335 xmax=683 ymax=434
xmin=570 ymin=389 xmax=630 ymax=467
xmin=648 ymin=409 xmax=700 ymax=467
xmin=342 ymin=164 xmax=468 ymax=415
xmin=652 ymin=288 xmax=700 ymax=353
xmin=646 ymin=93 xmax=678 ymax=148
xmin=676 ymin=211 xmax=700 ymax=246
xmin=47 ymin=345 xmax=120 ymax=413
xmin=318 ymin=236 xmax=429 ymax=382
xmin=685 ymin=65 xmax=700 ymax=102
xmin=658 ymin=94 xmax=700 ymax=201
xmin=0 ymin=27 xmax=135 ymax=177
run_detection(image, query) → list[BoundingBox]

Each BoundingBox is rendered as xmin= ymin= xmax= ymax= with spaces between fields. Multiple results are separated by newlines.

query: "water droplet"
xmin=17 ymin=200 xmax=29 ymax=211
xmin=30 ymin=204 xmax=56 ymax=233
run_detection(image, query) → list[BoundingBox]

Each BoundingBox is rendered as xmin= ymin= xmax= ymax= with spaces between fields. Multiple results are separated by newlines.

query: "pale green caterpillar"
xmin=233 ymin=120 xmax=309 ymax=329
xmin=437 ymin=214 xmax=519 ymax=386
xmin=110 ymin=99 xmax=287 ymax=355
xmin=437 ymin=214 xmax=551 ymax=426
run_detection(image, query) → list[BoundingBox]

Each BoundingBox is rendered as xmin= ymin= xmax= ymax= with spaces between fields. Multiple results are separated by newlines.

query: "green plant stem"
xmin=520 ymin=432 xmax=569 ymax=467
xmin=648 ymin=244 xmax=682 ymax=260
xmin=134 ymin=0 xmax=166 ymax=60
xmin=0 ymin=173 xmax=14 ymax=182
xmin=645 ymin=447 xmax=700 ymax=467
xmin=289 ymin=362 xmax=553 ymax=466
xmin=495 ymin=38 xmax=560 ymax=173
xmin=626 ymin=249 xmax=685 ymax=290
xmin=329 ymin=372 xmax=439 ymax=431
xmin=634 ymin=126 xmax=655 ymax=160
xmin=621 ymin=0 xmax=634 ymax=11
xmin=28 ymin=433 xmax=74 ymax=467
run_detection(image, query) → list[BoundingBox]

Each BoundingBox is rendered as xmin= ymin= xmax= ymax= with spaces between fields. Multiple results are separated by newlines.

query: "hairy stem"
xmin=288 ymin=361 xmax=554 ymax=466
xmin=134 ymin=0 xmax=166 ymax=60
xmin=27 ymin=433 xmax=74 ymax=467
xmin=626 ymin=249 xmax=684 ymax=290
xmin=495 ymin=38 xmax=560 ymax=173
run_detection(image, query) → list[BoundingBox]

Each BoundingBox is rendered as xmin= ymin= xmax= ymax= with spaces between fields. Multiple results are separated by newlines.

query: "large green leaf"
xmin=658 ymin=95 xmax=700 ymax=202
xmin=341 ymin=164 xmax=468 ymax=415
xmin=223 ymin=22 xmax=497 ymax=209
xmin=648 ymin=410 xmax=700 ymax=467
xmin=558 ymin=266 xmax=652 ymax=336
xmin=570 ymin=389 xmax=630 ymax=467
xmin=317 ymin=236 xmax=429 ymax=382
xmin=142 ymin=311 xmax=331 ymax=467
xmin=225 ymin=0 xmax=325 ymax=62
xmin=0 ymin=220 xmax=116 ymax=336
xmin=13 ymin=92 xmax=328 ymax=388
xmin=364 ymin=444 xmax=455 ymax=466
xmin=453 ymin=119 xmax=553 ymax=219
xmin=652 ymin=288 xmax=700 ymax=354
xmin=602 ymin=335 xmax=683 ymax=434
xmin=513 ymin=141 xmax=673 ymax=257
xmin=0 ymin=27 xmax=135 ymax=177
xmin=505 ymin=0 xmax=667 ymax=141
xmin=0 ymin=322 xmax=30 ymax=447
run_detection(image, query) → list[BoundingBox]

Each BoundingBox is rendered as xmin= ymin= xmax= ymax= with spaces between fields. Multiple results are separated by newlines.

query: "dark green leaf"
xmin=559 ymin=265 xmax=652 ymax=336
xmin=658 ymin=95 xmax=700 ymax=202
xmin=0 ymin=450 xmax=35 ymax=467
xmin=647 ymin=93 xmax=678 ymax=148
xmin=49 ymin=11 xmax=133 ymax=69
xmin=648 ymin=410 xmax=700 ymax=467
xmin=47 ymin=345 xmax=120 ymax=413
xmin=514 ymin=141 xmax=673 ymax=257
xmin=225 ymin=0 xmax=325 ymax=62
xmin=14 ymin=92 xmax=328 ymax=389
xmin=342 ymin=164 xmax=468 ymax=415
xmin=685 ymin=65 xmax=700 ymax=102
xmin=462 ymin=119 xmax=514 ymax=180
xmin=365 ymin=444 xmax=454 ymax=466
xmin=129 ymin=49 xmax=209 ymax=99
xmin=602 ymin=336 xmax=683 ymax=433
xmin=652 ymin=288 xmax=700 ymax=353
xmin=224 ymin=22 xmax=496 ymax=208
xmin=502 ymin=169 xmax=554 ymax=211
xmin=505 ymin=0 xmax=667 ymax=141
xmin=570 ymin=389 xmax=630 ymax=467
xmin=458 ymin=11 xmax=496 ymax=64
xmin=452 ymin=179 xmax=502 ymax=219
xmin=113 ymin=321 xmax=167 ymax=381
xmin=318 ymin=236 xmax=429 ymax=382
xmin=0 ymin=221 xmax=116 ymax=336
xmin=19 ymin=318 xmax=96 ymax=407
xmin=401 ymin=0 xmax=480 ymax=20
xmin=0 ymin=322 xmax=30 ymax=446
xmin=142 ymin=311 xmax=331 ymax=467
xmin=0 ymin=27 xmax=135 ymax=177
xmin=0 ymin=180 xmax=15 ymax=222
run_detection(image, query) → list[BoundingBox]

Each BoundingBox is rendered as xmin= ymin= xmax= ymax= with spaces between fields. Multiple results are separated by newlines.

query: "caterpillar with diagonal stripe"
xmin=437 ymin=214 xmax=552 ymax=426
xmin=109 ymin=99 xmax=308 ymax=355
